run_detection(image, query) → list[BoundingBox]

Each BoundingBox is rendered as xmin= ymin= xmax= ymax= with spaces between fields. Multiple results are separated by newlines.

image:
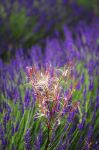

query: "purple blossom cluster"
xmin=0 ymin=0 xmax=97 ymax=57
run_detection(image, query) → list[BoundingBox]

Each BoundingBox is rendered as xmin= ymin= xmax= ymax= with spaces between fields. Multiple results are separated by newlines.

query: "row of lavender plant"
xmin=0 ymin=0 xmax=96 ymax=58
xmin=0 ymin=19 xmax=99 ymax=149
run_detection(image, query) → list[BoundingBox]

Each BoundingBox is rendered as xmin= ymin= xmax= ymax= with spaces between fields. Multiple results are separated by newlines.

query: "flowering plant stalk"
xmin=26 ymin=62 xmax=79 ymax=149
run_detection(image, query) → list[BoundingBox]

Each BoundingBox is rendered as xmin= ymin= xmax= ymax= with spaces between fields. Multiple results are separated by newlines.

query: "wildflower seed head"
xmin=26 ymin=63 xmax=77 ymax=127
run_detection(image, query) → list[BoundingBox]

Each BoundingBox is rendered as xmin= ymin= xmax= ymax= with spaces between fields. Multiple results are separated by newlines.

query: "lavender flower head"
xmin=24 ymin=129 xmax=31 ymax=150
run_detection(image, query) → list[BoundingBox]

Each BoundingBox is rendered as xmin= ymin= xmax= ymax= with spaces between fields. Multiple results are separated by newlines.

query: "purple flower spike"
xmin=2 ymin=138 xmax=7 ymax=149
xmin=3 ymin=113 xmax=10 ymax=125
xmin=24 ymin=129 xmax=31 ymax=150
xmin=81 ymin=73 xmax=85 ymax=84
xmin=78 ymin=118 xmax=85 ymax=131
xmin=0 ymin=124 xmax=4 ymax=140
xmin=67 ymin=111 xmax=76 ymax=123
xmin=24 ymin=90 xmax=31 ymax=109
xmin=84 ymin=125 xmax=93 ymax=150
xmin=89 ymin=79 xmax=94 ymax=91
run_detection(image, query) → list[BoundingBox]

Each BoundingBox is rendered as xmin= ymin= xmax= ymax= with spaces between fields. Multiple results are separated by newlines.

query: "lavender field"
xmin=0 ymin=1 xmax=99 ymax=150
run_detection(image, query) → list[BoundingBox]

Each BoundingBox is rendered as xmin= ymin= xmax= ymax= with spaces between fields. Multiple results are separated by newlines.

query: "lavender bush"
xmin=0 ymin=6 xmax=99 ymax=150
xmin=0 ymin=0 xmax=98 ymax=59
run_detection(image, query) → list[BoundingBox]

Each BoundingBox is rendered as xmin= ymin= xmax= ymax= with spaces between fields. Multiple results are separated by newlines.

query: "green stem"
xmin=45 ymin=126 xmax=50 ymax=150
